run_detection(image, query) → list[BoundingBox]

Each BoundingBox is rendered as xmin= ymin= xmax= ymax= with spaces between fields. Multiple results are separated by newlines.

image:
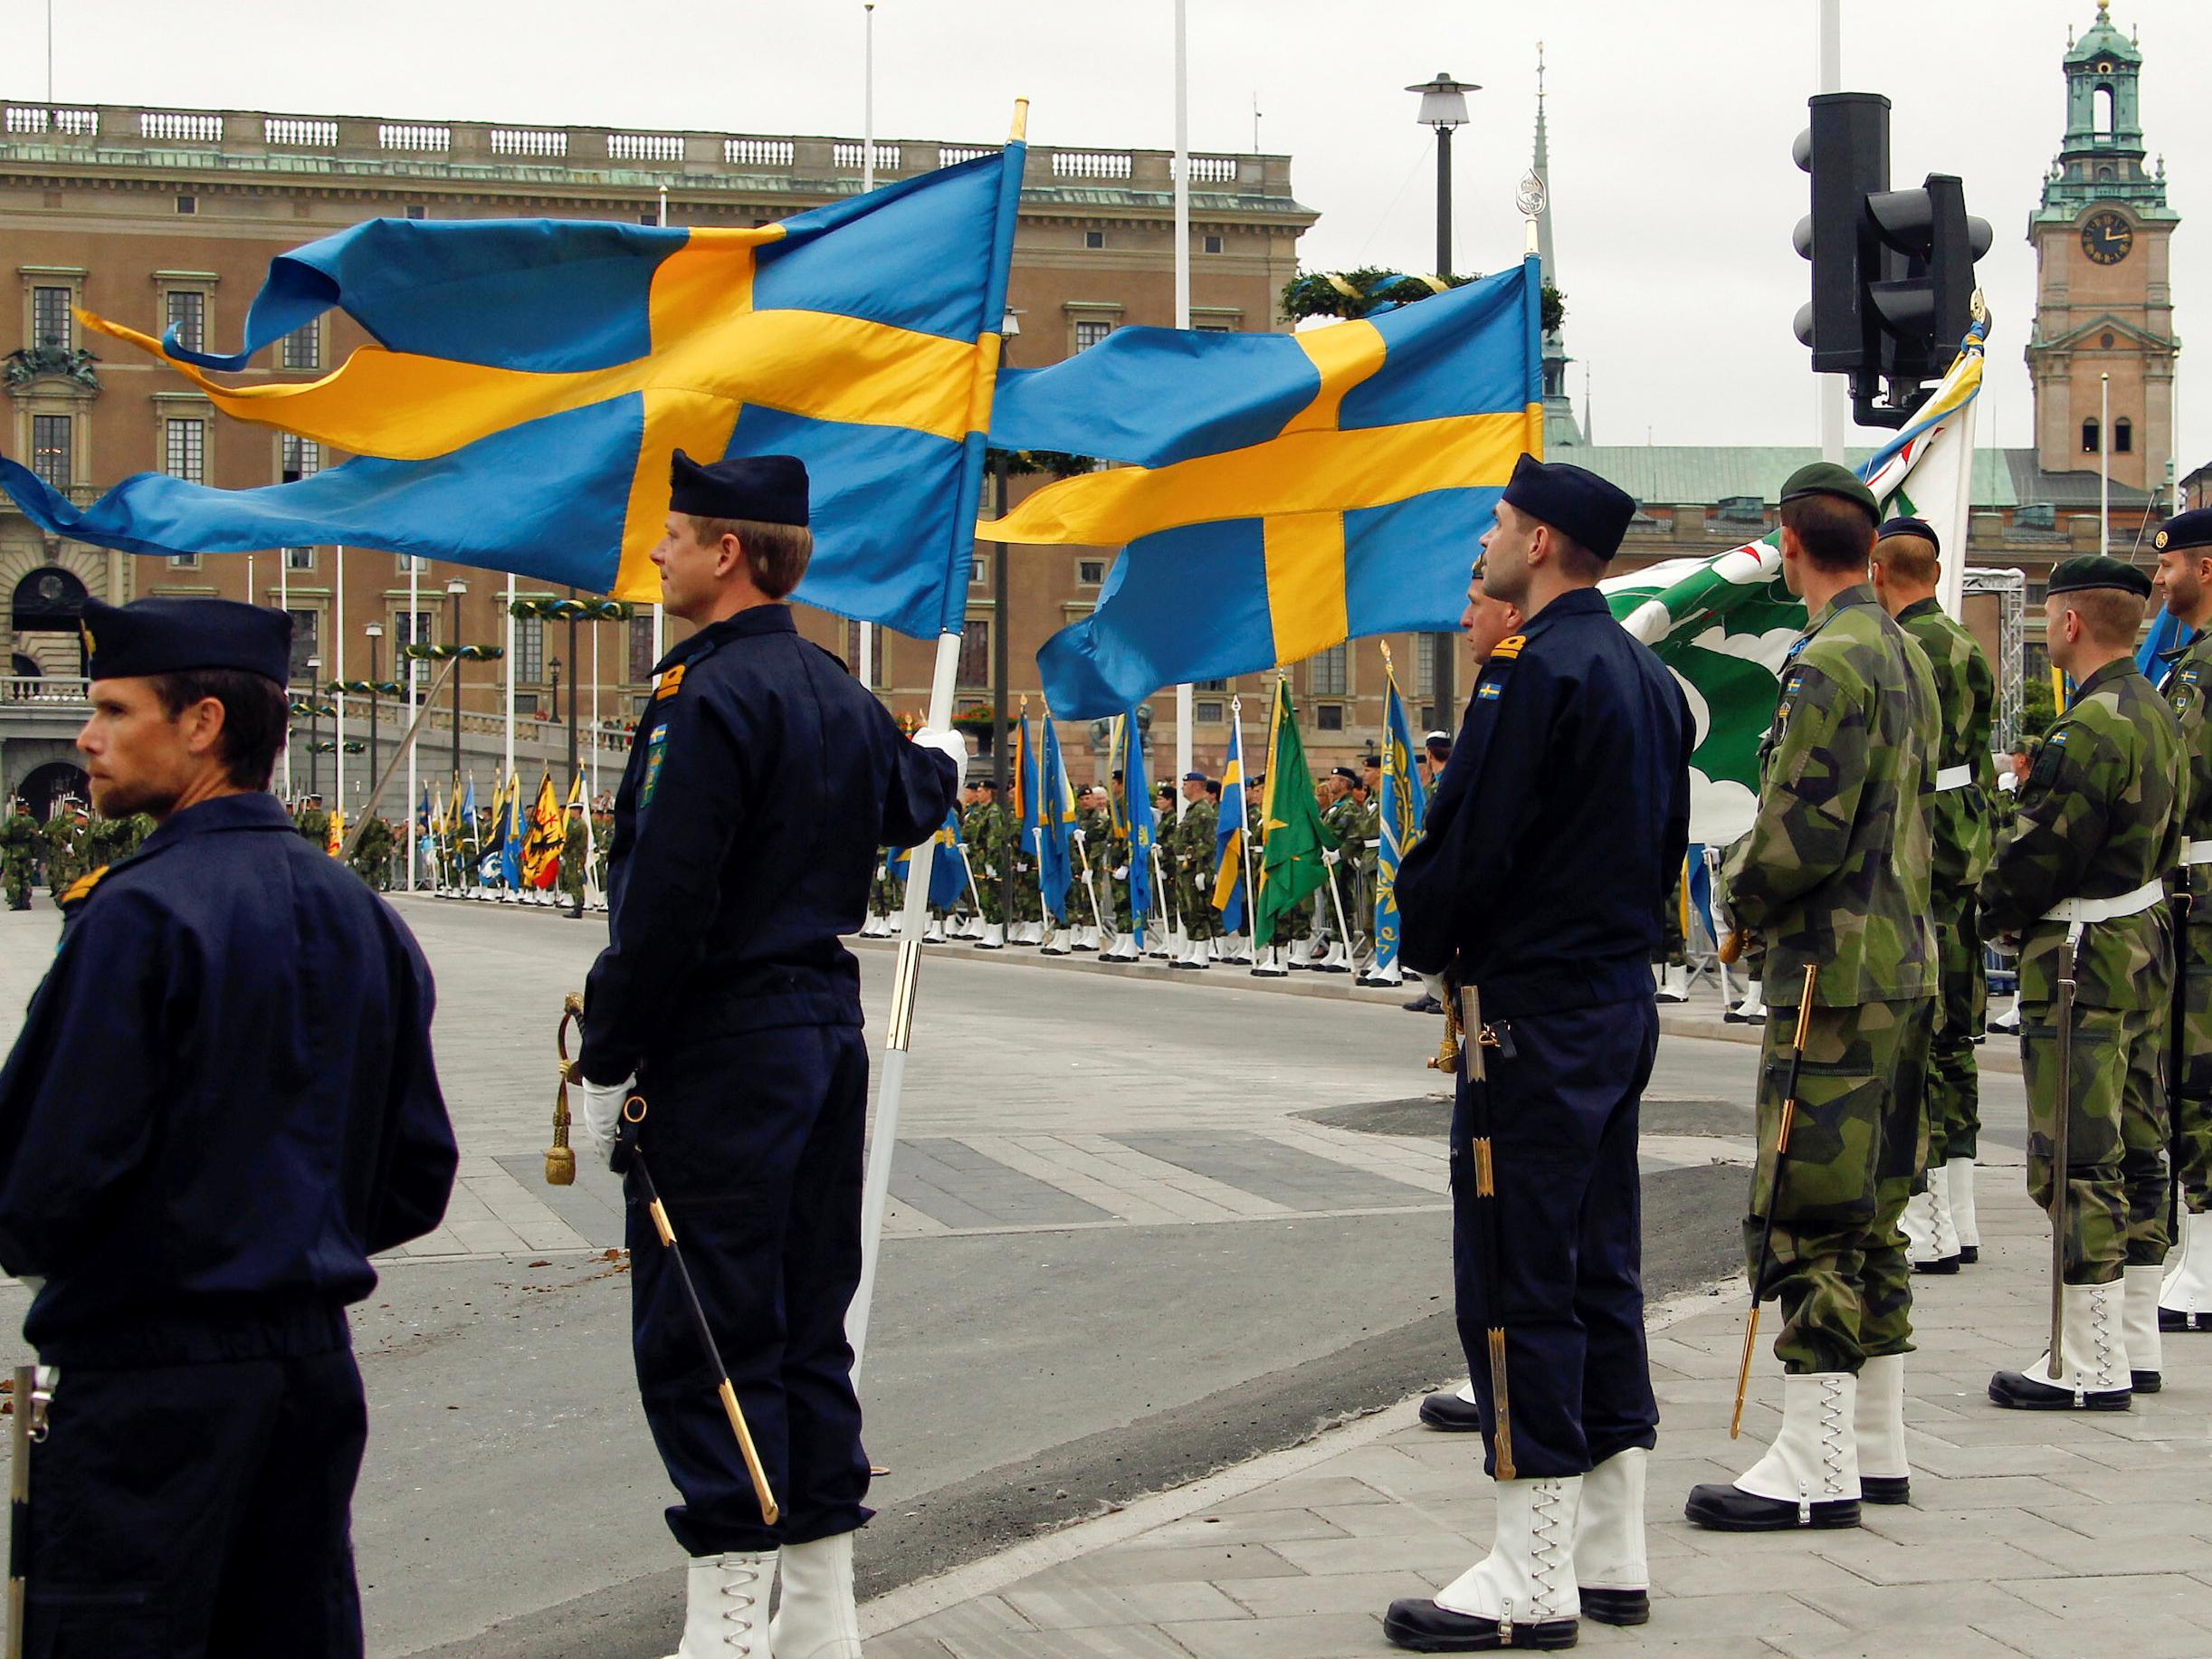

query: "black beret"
xmin=2047 ymin=554 xmax=2152 ymax=600
xmin=1501 ymin=454 xmax=1636 ymax=560
xmin=81 ymin=596 xmax=291 ymax=683
xmin=670 ymin=449 xmax=809 ymax=527
xmin=1361 ymin=755 xmax=1382 ymax=768
xmin=1780 ymin=461 xmax=1881 ymax=524
xmin=1330 ymin=766 xmax=1359 ymax=784
xmin=2154 ymin=509 xmax=2212 ymax=555
xmin=1876 ymin=516 xmax=1940 ymax=555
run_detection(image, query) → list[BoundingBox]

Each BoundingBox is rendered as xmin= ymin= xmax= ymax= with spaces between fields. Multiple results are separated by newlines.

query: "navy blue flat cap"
xmin=671 ymin=449 xmax=810 ymax=527
xmin=1877 ymin=516 xmax=1940 ymax=555
xmin=81 ymin=596 xmax=291 ymax=683
xmin=2154 ymin=510 xmax=2212 ymax=555
xmin=1500 ymin=453 xmax=1637 ymax=561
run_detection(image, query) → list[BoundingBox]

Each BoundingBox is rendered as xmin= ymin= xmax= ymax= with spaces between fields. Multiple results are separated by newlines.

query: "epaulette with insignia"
xmin=61 ymin=864 xmax=110 ymax=910
xmin=653 ymin=663 xmax=687 ymax=701
xmin=1487 ymin=634 xmax=1526 ymax=662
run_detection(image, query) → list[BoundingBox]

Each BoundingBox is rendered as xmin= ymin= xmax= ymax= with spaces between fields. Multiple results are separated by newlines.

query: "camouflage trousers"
xmin=1927 ymin=890 xmax=1987 ymax=1164
xmin=1653 ymin=867 xmax=1687 ymax=968
xmin=3 ymin=855 xmax=30 ymax=911
xmin=2020 ymin=999 xmax=2171 ymax=1282
xmin=1013 ymin=861 xmax=1043 ymax=924
xmin=2173 ymin=902 xmax=2212 ymax=1213
xmin=969 ymin=860 xmax=1005 ymax=924
xmin=1745 ymin=996 xmax=1931 ymax=1373
xmin=1178 ymin=869 xmax=1221 ymax=941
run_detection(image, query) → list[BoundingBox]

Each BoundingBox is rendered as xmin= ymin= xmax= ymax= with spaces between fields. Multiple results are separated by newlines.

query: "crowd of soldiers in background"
xmin=862 ymin=735 xmax=1454 ymax=982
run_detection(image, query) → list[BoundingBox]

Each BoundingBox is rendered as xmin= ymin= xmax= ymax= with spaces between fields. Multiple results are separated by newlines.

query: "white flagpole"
xmin=856 ymin=0 xmax=878 ymax=697
xmin=405 ymin=555 xmax=419 ymax=891
xmin=1170 ymin=0 xmax=1195 ymax=815
xmin=1937 ymin=316 xmax=1982 ymax=622
xmin=591 ymin=612 xmax=602 ymax=806
xmin=653 ymin=186 xmax=669 ymax=670
xmin=335 ymin=545 xmax=347 ymax=821
xmin=2100 ymin=372 xmax=2112 ymax=558
xmin=503 ymin=575 xmax=517 ymax=789
xmin=1234 ymin=696 xmax=1259 ymax=958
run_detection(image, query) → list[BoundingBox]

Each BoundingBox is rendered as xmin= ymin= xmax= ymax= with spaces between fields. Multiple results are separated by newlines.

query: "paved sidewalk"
xmin=860 ymin=1149 xmax=2212 ymax=1658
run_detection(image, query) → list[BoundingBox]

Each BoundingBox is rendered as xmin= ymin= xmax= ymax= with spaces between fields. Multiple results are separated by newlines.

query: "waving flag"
xmin=1254 ymin=680 xmax=1333 ymax=944
xmin=1603 ymin=312 xmax=1989 ymax=844
xmin=1037 ymin=713 xmax=1079 ymax=923
xmin=0 ymin=148 xmax=1025 ymax=636
xmin=1112 ymin=713 xmax=1156 ymax=943
xmin=520 ymin=771 xmax=564 ymax=889
xmin=1209 ymin=706 xmax=1249 ymax=933
xmin=499 ymin=775 xmax=524 ymax=891
xmin=891 ymin=812 xmax=968 ymax=911
xmin=1372 ymin=644 xmax=1427 ymax=977
xmin=1013 ymin=706 xmax=1042 ymax=863
xmin=985 ymin=259 xmax=1542 ymax=717
xmin=2139 ymin=607 xmax=2191 ymax=689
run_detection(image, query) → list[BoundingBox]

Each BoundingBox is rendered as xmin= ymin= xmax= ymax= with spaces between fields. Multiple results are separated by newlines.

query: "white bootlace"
xmin=1817 ymin=1377 xmax=1847 ymax=1498
xmin=2090 ymin=1286 xmax=2117 ymax=1395
xmin=720 ymin=1559 xmax=763 ymax=1654
xmin=1529 ymin=1481 xmax=1571 ymax=1620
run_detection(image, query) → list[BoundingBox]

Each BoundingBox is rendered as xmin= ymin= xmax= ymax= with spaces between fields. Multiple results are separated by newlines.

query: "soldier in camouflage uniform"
xmin=3 ymin=796 xmax=41 ymax=910
xmin=1653 ymin=860 xmax=1690 ymax=1003
xmin=1875 ymin=518 xmax=1997 ymax=1274
xmin=1315 ymin=768 xmax=1363 ymax=972
xmin=965 ymin=778 xmax=1012 ymax=948
xmin=1150 ymin=782 xmax=1181 ymax=953
xmin=1687 ymin=462 xmax=1939 ymax=1533
xmin=2152 ymin=510 xmax=2212 ymax=1330
xmin=1073 ymin=787 xmax=1114 ymax=949
xmin=1980 ymin=556 xmax=2179 ymax=1407
xmin=42 ymin=801 xmax=87 ymax=907
xmin=1170 ymin=773 xmax=1218 ymax=968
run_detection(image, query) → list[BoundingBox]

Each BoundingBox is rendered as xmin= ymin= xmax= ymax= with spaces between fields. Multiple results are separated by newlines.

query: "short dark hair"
xmin=1425 ymin=736 xmax=1453 ymax=763
xmin=688 ymin=515 xmax=815 ymax=599
xmin=1781 ymin=493 xmax=1877 ymax=573
xmin=1547 ymin=524 xmax=1608 ymax=581
xmin=148 ymin=669 xmax=290 ymax=790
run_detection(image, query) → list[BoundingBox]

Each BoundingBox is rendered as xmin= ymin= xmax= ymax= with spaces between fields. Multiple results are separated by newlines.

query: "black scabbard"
xmin=1458 ymin=985 xmax=1516 ymax=1481
xmin=2172 ymin=890 xmax=2192 ymax=1238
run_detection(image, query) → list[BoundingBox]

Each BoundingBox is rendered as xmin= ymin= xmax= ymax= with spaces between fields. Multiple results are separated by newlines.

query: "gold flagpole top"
xmin=1010 ymin=100 xmax=1030 ymax=143
xmin=1379 ymin=639 xmax=1395 ymax=668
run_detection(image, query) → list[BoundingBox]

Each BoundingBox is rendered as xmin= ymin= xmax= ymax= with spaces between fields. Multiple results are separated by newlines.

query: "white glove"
xmin=1112 ymin=865 xmax=1130 ymax=880
xmin=1322 ymin=847 xmax=1341 ymax=867
xmin=576 ymin=1073 xmax=635 ymax=1166
xmin=913 ymin=727 xmax=969 ymax=769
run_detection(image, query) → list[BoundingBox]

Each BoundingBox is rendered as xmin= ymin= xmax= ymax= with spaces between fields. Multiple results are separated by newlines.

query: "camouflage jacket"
xmin=1722 ymin=585 xmax=1939 ymax=1007
xmin=963 ymin=801 xmax=1011 ymax=878
xmin=1978 ymin=656 xmax=2182 ymax=1009
xmin=1321 ymin=796 xmax=1363 ymax=871
xmin=1174 ymin=798 xmax=1218 ymax=875
xmin=1895 ymin=596 xmax=1997 ymax=892
xmin=2162 ymin=629 xmax=2212 ymax=912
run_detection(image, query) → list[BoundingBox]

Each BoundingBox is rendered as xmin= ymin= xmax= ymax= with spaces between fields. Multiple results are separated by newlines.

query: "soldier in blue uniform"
xmin=574 ymin=451 xmax=961 ymax=1659
xmin=0 ymin=596 xmax=457 ymax=1657
xmin=1386 ymin=455 xmax=1693 ymax=1652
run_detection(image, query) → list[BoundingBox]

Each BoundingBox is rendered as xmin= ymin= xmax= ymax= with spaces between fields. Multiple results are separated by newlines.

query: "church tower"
xmin=1531 ymin=44 xmax=1584 ymax=451
xmin=2025 ymin=2 xmax=2181 ymax=498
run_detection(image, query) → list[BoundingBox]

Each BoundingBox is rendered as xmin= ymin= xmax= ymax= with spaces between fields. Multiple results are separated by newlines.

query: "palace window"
xmin=628 ymin=615 xmax=657 ymax=682
xmin=1309 ymin=643 xmax=1349 ymax=697
xmin=166 ymin=417 xmax=205 ymax=481
xmin=1195 ymin=700 xmax=1224 ymax=723
xmin=2081 ymin=418 xmax=2101 ymax=455
xmin=30 ymin=415 xmax=71 ymax=488
xmin=2114 ymin=417 xmax=2134 ymax=454
xmin=281 ymin=320 xmax=321 ymax=371
xmin=1077 ymin=558 xmax=1107 ymax=586
xmin=165 ymin=289 xmax=205 ymax=352
xmin=514 ymin=615 xmax=545 ymax=682
xmin=167 ymin=553 xmax=200 ymax=570
xmin=286 ymin=608 xmax=319 ymax=679
xmin=1074 ymin=319 xmax=1113 ymax=352
xmin=284 ymin=546 xmax=315 ymax=571
xmin=1203 ymin=234 xmax=1224 ymax=253
xmin=956 ymin=619 xmax=991 ymax=689
xmin=1083 ymin=230 xmax=1104 ymax=250
xmin=31 ymin=285 xmax=71 ymax=349
xmin=281 ymin=433 xmax=321 ymax=481
xmin=1316 ymin=703 xmax=1345 ymax=732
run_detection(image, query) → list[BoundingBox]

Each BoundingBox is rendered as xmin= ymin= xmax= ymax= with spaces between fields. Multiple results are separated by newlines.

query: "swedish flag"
xmin=983 ymin=259 xmax=1542 ymax=717
xmin=0 ymin=148 xmax=1025 ymax=639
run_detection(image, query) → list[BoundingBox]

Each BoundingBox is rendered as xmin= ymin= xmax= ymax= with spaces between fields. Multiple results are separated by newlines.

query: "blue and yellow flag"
xmin=1013 ymin=706 xmax=1041 ymax=853
xmin=499 ymin=775 xmax=524 ymax=891
xmin=1114 ymin=712 xmax=1155 ymax=943
xmin=1209 ymin=706 xmax=1249 ymax=934
xmin=1373 ymin=645 xmax=1428 ymax=978
xmin=983 ymin=259 xmax=1542 ymax=716
xmin=0 ymin=148 xmax=1025 ymax=638
xmin=891 ymin=811 xmax=968 ymax=911
xmin=1037 ymin=712 xmax=1079 ymax=923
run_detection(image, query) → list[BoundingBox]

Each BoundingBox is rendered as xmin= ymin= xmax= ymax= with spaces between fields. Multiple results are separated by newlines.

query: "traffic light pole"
xmin=1816 ymin=0 xmax=1847 ymax=462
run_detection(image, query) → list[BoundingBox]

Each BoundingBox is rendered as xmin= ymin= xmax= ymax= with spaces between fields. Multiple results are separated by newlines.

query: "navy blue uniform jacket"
xmin=580 ymin=605 xmax=959 ymax=1082
xmin=1397 ymin=586 xmax=1694 ymax=1015
xmin=0 ymin=792 xmax=457 ymax=1350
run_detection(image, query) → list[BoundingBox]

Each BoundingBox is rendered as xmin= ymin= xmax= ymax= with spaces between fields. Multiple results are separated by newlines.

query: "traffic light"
xmin=1792 ymin=92 xmax=1991 ymax=429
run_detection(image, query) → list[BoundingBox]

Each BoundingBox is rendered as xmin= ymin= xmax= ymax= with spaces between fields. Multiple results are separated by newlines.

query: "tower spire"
xmin=1530 ymin=42 xmax=1581 ymax=449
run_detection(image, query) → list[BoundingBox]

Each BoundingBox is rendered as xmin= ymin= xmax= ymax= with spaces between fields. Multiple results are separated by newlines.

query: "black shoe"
xmin=1987 ymin=1368 xmax=2131 ymax=1410
xmin=1417 ymin=1391 xmax=1484 ymax=1433
xmin=1683 ymin=1482 xmax=1859 ymax=1531
xmin=1861 ymin=1475 xmax=1911 ymax=1505
xmin=1383 ymin=1599 xmax=1578 ymax=1652
xmin=2133 ymin=1369 xmax=2162 ymax=1393
xmin=1959 ymin=1244 xmax=1979 ymax=1264
xmin=2160 ymin=1307 xmax=2212 ymax=1331
xmin=1403 ymin=994 xmax=1444 ymax=1015
xmin=1912 ymin=1254 xmax=1963 ymax=1275
xmin=1721 ymin=1008 xmax=1768 ymax=1025
xmin=1580 ymin=1587 xmax=1649 ymax=1627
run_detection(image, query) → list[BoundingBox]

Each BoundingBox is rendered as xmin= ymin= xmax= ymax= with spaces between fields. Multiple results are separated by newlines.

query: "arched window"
xmin=2083 ymin=418 xmax=2102 ymax=455
xmin=2114 ymin=417 xmax=2134 ymax=454
xmin=2094 ymin=83 xmax=2115 ymax=137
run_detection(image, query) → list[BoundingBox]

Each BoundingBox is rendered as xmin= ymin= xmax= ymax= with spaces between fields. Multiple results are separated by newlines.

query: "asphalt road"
xmin=0 ymin=900 xmax=2030 ymax=1657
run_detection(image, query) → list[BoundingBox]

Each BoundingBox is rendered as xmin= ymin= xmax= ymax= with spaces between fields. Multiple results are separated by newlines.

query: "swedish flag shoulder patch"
xmin=61 ymin=864 xmax=110 ymax=910
xmin=653 ymin=663 xmax=687 ymax=701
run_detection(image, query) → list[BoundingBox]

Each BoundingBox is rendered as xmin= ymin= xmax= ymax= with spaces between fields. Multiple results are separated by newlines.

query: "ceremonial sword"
xmin=1732 ymin=961 xmax=1821 ymax=1438
xmin=2049 ymin=923 xmax=2088 ymax=1378
xmin=1456 ymin=980 xmax=1515 ymax=1481
xmin=6 ymin=1364 xmax=52 ymax=1659
xmin=2169 ymin=891 xmax=2191 ymax=1241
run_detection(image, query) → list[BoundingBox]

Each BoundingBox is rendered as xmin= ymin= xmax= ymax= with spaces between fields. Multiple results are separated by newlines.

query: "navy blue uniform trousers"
xmin=22 ymin=1304 xmax=367 ymax=1658
xmin=629 ymin=1025 xmax=875 ymax=1555
xmin=1452 ymin=997 xmax=1661 ymax=1479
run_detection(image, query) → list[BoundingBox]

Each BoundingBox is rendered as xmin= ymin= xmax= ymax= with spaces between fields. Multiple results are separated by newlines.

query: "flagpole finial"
xmin=1379 ymin=638 xmax=1395 ymax=668
xmin=1009 ymin=100 xmax=1030 ymax=142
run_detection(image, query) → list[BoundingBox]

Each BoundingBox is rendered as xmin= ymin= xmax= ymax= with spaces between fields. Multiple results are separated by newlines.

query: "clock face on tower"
xmin=2083 ymin=211 xmax=2134 ymax=265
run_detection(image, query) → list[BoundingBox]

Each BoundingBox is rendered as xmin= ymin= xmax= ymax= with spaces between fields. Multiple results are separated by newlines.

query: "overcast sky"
xmin=25 ymin=0 xmax=2211 ymax=463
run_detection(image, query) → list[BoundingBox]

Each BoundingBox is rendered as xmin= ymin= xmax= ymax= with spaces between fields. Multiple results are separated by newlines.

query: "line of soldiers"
xmin=861 ymin=748 xmax=1452 ymax=977
xmin=1 ymin=796 xmax=155 ymax=911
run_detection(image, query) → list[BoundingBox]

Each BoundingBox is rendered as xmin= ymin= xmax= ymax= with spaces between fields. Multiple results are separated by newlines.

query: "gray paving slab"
xmin=1110 ymin=1130 xmax=1435 ymax=1211
xmin=893 ymin=1137 xmax=1115 ymax=1228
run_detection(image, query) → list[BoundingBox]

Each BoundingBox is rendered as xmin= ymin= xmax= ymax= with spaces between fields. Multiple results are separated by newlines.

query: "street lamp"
xmin=549 ymin=656 xmax=563 ymax=723
xmin=445 ymin=577 xmax=467 ymax=785
xmin=991 ymin=307 xmax=1020 ymax=930
xmin=364 ymin=623 xmax=384 ymax=794
xmin=306 ymin=654 xmax=323 ymax=802
xmin=565 ymin=586 xmax=581 ymax=789
xmin=1408 ymin=71 xmax=1478 ymax=735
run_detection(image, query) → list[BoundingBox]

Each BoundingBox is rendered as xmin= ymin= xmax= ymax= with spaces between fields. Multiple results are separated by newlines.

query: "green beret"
xmin=2047 ymin=554 xmax=2152 ymax=600
xmin=2153 ymin=508 xmax=2212 ymax=555
xmin=1779 ymin=461 xmax=1880 ymax=525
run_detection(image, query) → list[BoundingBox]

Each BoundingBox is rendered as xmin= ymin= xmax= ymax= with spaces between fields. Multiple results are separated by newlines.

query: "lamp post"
xmin=991 ymin=307 xmax=1019 ymax=928
xmin=1408 ymin=70 xmax=1478 ymax=731
xmin=550 ymin=656 xmax=563 ymax=725
xmin=565 ymin=586 xmax=581 ymax=787
xmin=445 ymin=577 xmax=467 ymax=786
xmin=364 ymin=622 xmax=383 ymax=791
xmin=306 ymin=655 xmax=323 ymax=802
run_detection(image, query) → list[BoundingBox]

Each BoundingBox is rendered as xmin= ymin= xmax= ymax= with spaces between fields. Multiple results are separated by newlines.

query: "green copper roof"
xmin=2066 ymin=4 xmax=2139 ymax=67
